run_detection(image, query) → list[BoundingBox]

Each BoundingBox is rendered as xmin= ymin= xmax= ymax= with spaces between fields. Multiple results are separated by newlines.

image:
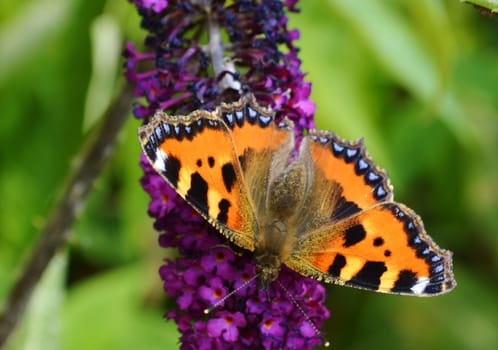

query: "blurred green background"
xmin=1 ymin=1 xmax=497 ymax=349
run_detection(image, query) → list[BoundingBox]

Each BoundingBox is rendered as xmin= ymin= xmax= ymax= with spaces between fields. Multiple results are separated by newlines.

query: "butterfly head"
xmin=254 ymin=251 xmax=281 ymax=290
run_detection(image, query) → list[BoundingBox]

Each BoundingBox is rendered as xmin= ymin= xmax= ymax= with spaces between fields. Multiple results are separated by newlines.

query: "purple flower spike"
xmin=125 ymin=0 xmax=330 ymax=348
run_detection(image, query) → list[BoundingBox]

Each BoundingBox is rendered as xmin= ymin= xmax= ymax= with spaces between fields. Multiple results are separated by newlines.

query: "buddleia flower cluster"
xmin=124 ymin=0 xmax=329 ymax=348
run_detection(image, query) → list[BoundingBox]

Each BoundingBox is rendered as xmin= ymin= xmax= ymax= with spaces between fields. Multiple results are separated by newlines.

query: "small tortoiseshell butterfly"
xmin=138 ymin=94 xmax=455 ymax=296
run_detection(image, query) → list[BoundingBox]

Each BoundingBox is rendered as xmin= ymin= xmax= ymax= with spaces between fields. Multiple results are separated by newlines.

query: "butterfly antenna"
xmin=276 ymin=280 xmax=330 ymax=347
xmin=204 ymin=274 xmax=258 ymax=314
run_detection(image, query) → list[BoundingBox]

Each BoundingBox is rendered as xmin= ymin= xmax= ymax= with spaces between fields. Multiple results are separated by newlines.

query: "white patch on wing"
xmin=410 ymin=277 xmax=430 ymax=294
xmin=154 ymin=148 xmax=167 ymax=172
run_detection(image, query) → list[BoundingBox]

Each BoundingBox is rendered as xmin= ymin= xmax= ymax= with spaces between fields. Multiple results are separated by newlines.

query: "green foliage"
xmin=0 ymin=0 xmax=497 ymax=349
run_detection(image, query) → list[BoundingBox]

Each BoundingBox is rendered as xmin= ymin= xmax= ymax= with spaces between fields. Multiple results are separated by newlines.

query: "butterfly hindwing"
xmin=286 ymin=132 xmax=455 ymax=296
xmin=291 ymin=202 xmax=454 ymax=295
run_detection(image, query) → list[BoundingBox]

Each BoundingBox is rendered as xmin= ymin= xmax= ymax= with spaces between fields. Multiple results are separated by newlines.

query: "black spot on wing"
xmin=328 ymin=254 xmax=346 ymax=277
xmin=217 ymin=199 xmax=231 ymax=224
xmin=343 ymin=224 xmax=366 ymax=247
xmin=391 ymin=269 xmax=418 ymax=293
xmin=350 ymin=261 xmax=387 ymax=290
xmin=331 ymin=196 xmax=361 ymax=221
xmin=373 ymin=237 xmax=384 ymax=246
xmin=186 ymin=172 xmax=209 ymax=214
xmin=164 ymin=155 xmax=181 ymax=188
xmin=221 ymin=162 xmax=237 ymax=193
xmin=208 ymin=156 xmax=215 ymax=168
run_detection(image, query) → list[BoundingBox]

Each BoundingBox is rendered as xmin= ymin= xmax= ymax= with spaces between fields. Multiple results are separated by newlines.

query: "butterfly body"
xmin=138 ymin=95 xmax=455 ymax=296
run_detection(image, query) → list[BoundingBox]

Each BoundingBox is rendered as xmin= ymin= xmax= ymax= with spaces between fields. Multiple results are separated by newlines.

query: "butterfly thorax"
xmin=254 ymin=162 xmax=308 ymax=289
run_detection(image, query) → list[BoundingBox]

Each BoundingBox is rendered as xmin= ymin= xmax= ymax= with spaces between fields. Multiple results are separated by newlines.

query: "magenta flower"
xmin=125 ymin=0 xmax=329 ymax=348
xmin=207 ymin=311 xmax=247 ymax=342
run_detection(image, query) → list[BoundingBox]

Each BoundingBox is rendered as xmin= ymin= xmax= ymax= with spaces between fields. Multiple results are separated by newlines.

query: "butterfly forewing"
xmin=217 ymin=95 xmax=295 ymax=217
xmin=138 ymin=109 xmax=257 ymax=251
xmin=307 ymin=131 xmax=393 ymax=208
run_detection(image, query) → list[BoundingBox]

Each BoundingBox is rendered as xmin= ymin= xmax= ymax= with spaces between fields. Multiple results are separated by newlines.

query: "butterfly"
xmin=138 ymin=94 xmax=455 ymax=296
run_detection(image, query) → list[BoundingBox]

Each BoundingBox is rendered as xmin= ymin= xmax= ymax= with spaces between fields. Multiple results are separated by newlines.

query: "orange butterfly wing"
xmin=216 ymin=96 xmax=295 ymax=219
xmin=139 ymin=96 xmax=455 ymax=296
xmin=286 ymin=131 xmax=455 ymax=296
xmin=138 ymin=95 xmax=294 ymax=251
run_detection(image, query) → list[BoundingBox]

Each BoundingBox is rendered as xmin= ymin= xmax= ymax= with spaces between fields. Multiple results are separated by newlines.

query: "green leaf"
xmin=327 ymin=1 xmax=479 ymax=148
xmin=461 ymin=0 xmax=498 ymax=13
xmin=0 ymin=0 xmax=76 ymax=86
xmin=83 ymin=14 xmax=122 ymax=131
xmin=7 ymin=252 xmax=67 ymax=350
xmin=63 ymin=263 xmax=179 ymax=350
